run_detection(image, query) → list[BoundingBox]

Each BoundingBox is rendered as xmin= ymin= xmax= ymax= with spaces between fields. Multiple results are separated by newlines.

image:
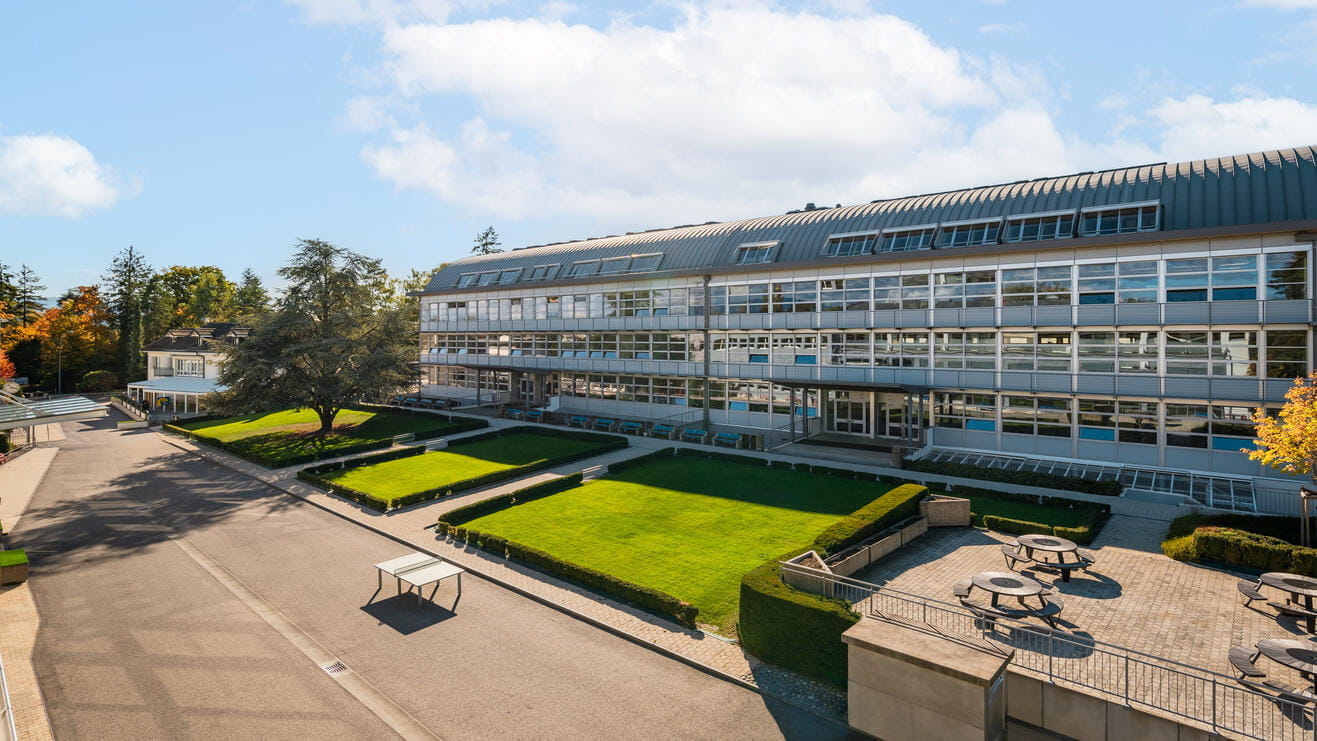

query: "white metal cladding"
xmin=424 ymin=146 xmax=1317 ymax=292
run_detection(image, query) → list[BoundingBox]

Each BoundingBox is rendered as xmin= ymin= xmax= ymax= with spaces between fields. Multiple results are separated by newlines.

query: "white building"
xmin=126 ymin=323 xmax=249 ymax=417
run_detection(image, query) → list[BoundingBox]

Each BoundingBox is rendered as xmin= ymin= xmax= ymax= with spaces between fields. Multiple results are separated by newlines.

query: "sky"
xmin=3 ymin=0 xmax=1317 ymax=296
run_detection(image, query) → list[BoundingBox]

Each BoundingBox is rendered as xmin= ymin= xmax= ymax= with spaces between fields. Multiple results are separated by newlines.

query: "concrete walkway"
xmin=14 ymin=413 xmax=847 ymax=740
xmin=1 ymin=447 xmax=59 ymax=532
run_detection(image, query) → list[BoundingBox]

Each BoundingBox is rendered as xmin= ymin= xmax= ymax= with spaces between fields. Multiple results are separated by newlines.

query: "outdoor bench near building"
xmin=414 ymin=146 xmax=1317 ymax=515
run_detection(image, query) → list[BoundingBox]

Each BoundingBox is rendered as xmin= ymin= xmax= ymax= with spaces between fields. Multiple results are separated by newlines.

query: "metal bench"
xmin=1228 ymin=646 xmax=1266 ymax=678
xmin=1076 ymin=547 xmax=1097 ymax=564
xmin=680 ymin=428 xmax=708 ymax=444
xmin=592 ymin=418 xmax=618 ymax=432
xmin=506 ymin=408 xmax=525 ymax=420
xmin=650 ymin=424 xmax=676 ymax=439
xmin=952 ymin=581 xmax=972 ymax=599
xmin=525 ymin=409 xmax=544 ymax=422
xmin=1032 ymin=596 xmax=1065 ymax=628
xmin=712 ymin=432 xmax=742 ymax=448
xmin=1001 ymin=543 xmax=1027 ymax=571
xmin=1237 ymin=579 xmax=1265 ymax=606
xmin=567 ymin=415 xmax=591 ymax=428
xmin=1268 ymin=601 xmax=1317 ymax=632
xmin=618 ymin=421 xmax=644 ymax=435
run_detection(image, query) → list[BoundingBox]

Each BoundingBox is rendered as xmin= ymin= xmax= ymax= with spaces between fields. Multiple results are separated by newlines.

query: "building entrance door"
xmin=828 ymin=391 xmax=870 ymax=436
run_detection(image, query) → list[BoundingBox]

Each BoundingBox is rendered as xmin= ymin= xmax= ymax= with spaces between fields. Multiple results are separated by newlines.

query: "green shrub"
xmin=1160 ymin=534 xmax=1200 ymax=562
xmin=1161 ymin=520 xmax=1317 ymax=577
xmin=982 ymin=515 xmax=1053 ymax=538
xmin=906 ymin=459 xmax=1122 ymax=497
xmin=462 ymin=528 xmax=698 ymax=627
xmin=78 ymin=370 xmax=120 ymax=392
xmin=812 ymin=483 xmax=927 ymax=556
xmin=739 ymin=553 xmax=859 ymax=687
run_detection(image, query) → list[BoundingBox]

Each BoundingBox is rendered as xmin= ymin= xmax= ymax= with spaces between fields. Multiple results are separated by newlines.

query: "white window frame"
xmin=733 ymin=241 xmax=779 ymax=265
xmin=173 ymin=357 xmax=205 ymax=378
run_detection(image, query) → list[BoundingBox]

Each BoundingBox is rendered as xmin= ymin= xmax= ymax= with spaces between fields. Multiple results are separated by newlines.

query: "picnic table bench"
xmin=592 ymin=418 xmax=618 ymax=432
xmin=680 ymin=428 xmax=708 ymax=443
xmin=712 ymin=432 xmax=742 ymax=448
xmin=373 ymin=552 xmax=465 ymax=608
xmin=524 ymin=409 xmax=545 ymax=422
xmin=618 ymin=421 xmax=644 ymax=435
xmin=650 ymin=424 xmax=676 ymax=439
xmin=567 ymin=415 xmax=591 ymax=428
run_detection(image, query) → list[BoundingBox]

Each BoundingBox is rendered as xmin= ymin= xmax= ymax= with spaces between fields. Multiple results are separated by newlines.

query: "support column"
xmin=532 ymin=373 xmax=547 ymax=407
xmin=789 ymin=387 xmax=797 ymax=441
xmin=509 ymin=370 xmax=524 ymax=406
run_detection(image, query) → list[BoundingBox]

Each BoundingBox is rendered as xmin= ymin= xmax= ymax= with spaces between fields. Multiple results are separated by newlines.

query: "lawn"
xmin=317 ymin=430 xmax=616 ymax=504
xmin=176 ymin=408 xmax=468 ymax=467
xmin=464 ymin=456 xmax=897 ymax=633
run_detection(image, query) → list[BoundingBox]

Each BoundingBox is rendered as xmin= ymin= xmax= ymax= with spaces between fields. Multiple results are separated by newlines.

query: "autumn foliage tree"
xmin=0 ymin=348 xmax=16 ymax=380
xmin=5 ymin=286 xmax=116 ymax=392
xmin=1248 ymin=372 xmax=1317 ymax=482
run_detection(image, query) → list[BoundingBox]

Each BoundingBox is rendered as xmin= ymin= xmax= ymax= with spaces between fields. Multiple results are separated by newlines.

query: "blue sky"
xmin=3 ymin=0 xmax=1316 ymax=296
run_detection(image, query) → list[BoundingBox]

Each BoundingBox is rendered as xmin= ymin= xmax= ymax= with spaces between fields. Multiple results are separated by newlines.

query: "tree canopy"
xmin=213 ymin=239 xmax=416 ymax=434
xmin=472 ymin=226 xmax=503 ymax=255
xmin=1249 ymin=372 xmax=1317 ymax=482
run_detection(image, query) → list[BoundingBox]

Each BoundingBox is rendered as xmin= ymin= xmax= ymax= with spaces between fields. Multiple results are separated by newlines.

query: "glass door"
xmin=828 ymin=392 xmax=870 ymax=435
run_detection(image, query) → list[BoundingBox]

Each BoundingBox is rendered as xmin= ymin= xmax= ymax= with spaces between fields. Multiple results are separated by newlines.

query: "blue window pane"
xmin=1213 ymin=287 xmax=1257 ymax=301
xmin=749 ymin=354 xmax=768 ymax=363
xmin=1079 ymin=427 xmax=1116 ymax=441
xmin=1211 ymin=436 xmax=1251 ymax=451
xmin=729 ymin=401 xmax=749 ymax=411
xmin=1079 ymin=293 xmax=1115 ymax=305
xmin=1167 ymin=290 xmax=1208 ymax=302
xmin=966 ymin=419 xmax=996 ymax=432
xmin=795 ymin=355 xmax=817 ymax=365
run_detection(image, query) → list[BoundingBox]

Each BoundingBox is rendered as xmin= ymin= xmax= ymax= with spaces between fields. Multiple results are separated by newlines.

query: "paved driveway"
xmin=13 ymin=414 xmax=849 ymax=740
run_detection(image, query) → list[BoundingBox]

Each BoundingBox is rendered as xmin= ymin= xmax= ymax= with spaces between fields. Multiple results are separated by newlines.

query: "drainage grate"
xmin=322 ymin=661 xmax=348 ymax=675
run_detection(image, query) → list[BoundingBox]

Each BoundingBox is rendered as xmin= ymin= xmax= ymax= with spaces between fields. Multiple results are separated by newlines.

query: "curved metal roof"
xmin=425 ymin=146 xmax=1317 ymax=293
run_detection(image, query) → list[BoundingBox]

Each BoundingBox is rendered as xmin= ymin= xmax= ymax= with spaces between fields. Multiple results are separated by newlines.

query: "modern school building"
xmin=415 ymin=146 xmax=1317 ymax=513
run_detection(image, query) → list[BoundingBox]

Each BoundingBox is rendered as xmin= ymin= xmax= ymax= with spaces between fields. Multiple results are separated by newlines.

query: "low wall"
xmin=1005 ymin=670 xmax=1214 ymax=741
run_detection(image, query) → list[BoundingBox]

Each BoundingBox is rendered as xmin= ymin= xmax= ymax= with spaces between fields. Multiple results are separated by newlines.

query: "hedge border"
xmin=811 ymin=483 xmax=928 ymax=556
xmin=166 ymin=408 xmax=487 ymax=468
xmin=298 ymin=427 xmax=627 ymax=512
xmin=905 ymin=458 xmax=1123 ymax=497
xmin=1162 ymin=514 xmax=1317 ymax=576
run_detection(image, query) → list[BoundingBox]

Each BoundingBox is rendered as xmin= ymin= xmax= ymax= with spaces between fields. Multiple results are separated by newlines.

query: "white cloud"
xmin=1147 ymin=94 xmax=1317 ymax=162
xmin=1240 ymin=0 xmax=1317 ymax=8
xmin=0 ymin=133 xmax=132 ymax=219
xmin=978 ymin=22 xmax=1023 ymax=34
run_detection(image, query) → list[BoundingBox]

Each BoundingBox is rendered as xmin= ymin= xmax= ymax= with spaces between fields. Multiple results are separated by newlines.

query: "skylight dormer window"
xmin=935 ymin=218 xmax=1002 ymax=248
xmin=628 ymin=253 xmax=663 ymax=272
xmin=824 ymin=232 xmax=880 ymax=257
xmin=477 ymin=271 xmax=500 ymax=286
xmin=528 ymin=264 xmax=561 ymax=280
xmin=598 ymin=257 xmax=629 ymax=274
xmin=1078 ymin=202 xmax=1160 ymax=237
xmin=1004 ymin=211 xmax=1076 ymax=243
xmin=878 ymin=225 xmax=936 ymax=253
xmin=456 ymin=273 xmax=479 ymax=287
xmin=568 ymin=260 xmax=601 ymax=277
xmin=497 ymin=269 xmax=522 ymax=284
xmin=733 ymin=242 xmax=778 ymax=265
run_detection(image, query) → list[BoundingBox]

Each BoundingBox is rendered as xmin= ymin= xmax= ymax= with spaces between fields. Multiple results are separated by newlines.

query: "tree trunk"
xmin=316 ymin=406 xmax=338 ymax=437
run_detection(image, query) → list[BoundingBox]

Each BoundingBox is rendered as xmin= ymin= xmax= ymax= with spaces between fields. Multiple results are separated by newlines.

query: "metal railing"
xmin=0 ymin=651 xmax=16 ymax=741
xmin=780 ymin=561 xmax=1315 ymax=741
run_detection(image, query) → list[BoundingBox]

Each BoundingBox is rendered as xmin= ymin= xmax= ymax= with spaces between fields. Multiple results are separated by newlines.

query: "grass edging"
xmin=299 ymin=427 xmax=628 ymax=512
xmin=437 ymin=473 xmax=699 ymax=627
xmin=1162 ymin=513 xmax=1317 ymax=575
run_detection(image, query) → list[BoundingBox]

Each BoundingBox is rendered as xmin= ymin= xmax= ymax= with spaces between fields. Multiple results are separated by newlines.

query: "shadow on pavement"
xmin=360 ymin=593 xmax=458 ymax=635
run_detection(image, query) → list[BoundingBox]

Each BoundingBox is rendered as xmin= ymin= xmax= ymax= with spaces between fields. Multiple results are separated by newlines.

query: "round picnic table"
xmin=970 ymin=571 xmax=1045 ymax=608
xmin=1256 ymin=638 xmax=1317 ymax=689
xmin=1260 ymin=573 xmax=1317 ymax=632
xmin=1016 ymin=534 xmax=1079 ymax=561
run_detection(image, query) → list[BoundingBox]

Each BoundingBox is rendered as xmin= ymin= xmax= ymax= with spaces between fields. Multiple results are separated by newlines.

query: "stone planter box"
xmin=825 ymin=519 xmax=927 ymax=577
xmin=899 ymin=516 xmax=929 ymax=545
xmin=830 ymin=548 xmax=870 ymax=577
xmin=921 ymin=494 xmax=972 ymax=527
xmin=0 ymin=550 xmax=29 ymax=585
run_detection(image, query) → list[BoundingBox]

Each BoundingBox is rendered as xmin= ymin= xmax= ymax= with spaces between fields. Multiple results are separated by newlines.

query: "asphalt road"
xmin=13 ymin=413 xmax=852 ymax=740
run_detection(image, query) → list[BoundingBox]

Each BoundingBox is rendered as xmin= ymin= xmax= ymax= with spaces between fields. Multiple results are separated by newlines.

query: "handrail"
xmin=0 ymin=650 xmax=17 ymax=741
xmin=779 ymin=561 xmax=1312 ymax=741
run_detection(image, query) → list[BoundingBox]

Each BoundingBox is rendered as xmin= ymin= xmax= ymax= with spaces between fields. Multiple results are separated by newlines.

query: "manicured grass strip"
xmin=320 ymin=432 xmax=610 ymax=502
xmin=464 ymin=456 xmax=894 ymax=632
xmin=171 ymin=407 xmax=481 ymax=467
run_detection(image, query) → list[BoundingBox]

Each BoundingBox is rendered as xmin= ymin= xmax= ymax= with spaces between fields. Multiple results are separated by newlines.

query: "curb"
xmin=156 ymin=433 xmax=851 ymax=730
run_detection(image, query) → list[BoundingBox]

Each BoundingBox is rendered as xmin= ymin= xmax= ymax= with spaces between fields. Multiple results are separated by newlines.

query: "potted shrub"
xmin=0 ymin=549 xmax=29 ymax=585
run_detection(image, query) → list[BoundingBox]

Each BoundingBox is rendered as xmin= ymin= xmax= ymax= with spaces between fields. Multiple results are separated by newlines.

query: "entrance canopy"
xmin=0 ymin=390 xmax=106 ymax=431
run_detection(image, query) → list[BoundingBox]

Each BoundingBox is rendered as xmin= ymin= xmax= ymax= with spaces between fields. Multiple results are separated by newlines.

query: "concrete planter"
xmin=830 ymin=548 xmax=870 ymax=577
xmin=0 ymin=550 xmax=29 ymax=585
xmin=920 ymin=495 xmax=972 ymax=527
xmin=868 ymin=532 xmax=903 ymax=562
xmin=899 ymin=516 xmax=929 ymax=545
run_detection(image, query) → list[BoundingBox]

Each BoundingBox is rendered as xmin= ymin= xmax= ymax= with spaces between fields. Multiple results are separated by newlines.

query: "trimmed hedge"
xmin=905 ymin=459 xmax=1123 ymax=497
xmin=166 ymin=410 xmax=487 ymax=468
xmin=439 ymin=474 xmax=585 ymax=529
xmin=812 ymin=483 xmax=928 ymax=556
xmin=1162 ymin=514 xmax=1317 ymax=576
xmin=739 ymin=553 xmax=860 ymax=688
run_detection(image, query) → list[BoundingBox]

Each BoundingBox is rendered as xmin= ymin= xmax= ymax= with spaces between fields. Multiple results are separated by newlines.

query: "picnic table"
xmin=1016 ymin=534 xmax=1085 ymax=582
xmin=1257 ymin=638 xmax=1317 ymax=690
xmin=970 ymin=571 xmax=1045 ymax=609
xmin=374 ymin=552 xmax=465 ymax=608
xmin=1260 ymin=572 xmax=1317 ymax=632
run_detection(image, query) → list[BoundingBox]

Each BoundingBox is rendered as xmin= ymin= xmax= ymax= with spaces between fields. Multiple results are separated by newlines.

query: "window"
xmin=1266 ymin=251 xmax=1308 ymax=300
xmin=933 ymin=392 xmax=996 ymax=431
xmin=1077 ymin=399 xmax=1116 ymax=441
xmin=725 ymin=284 xmax=769 ymax=314
xmin=1210 ymin=405 xmax=1261 ymax=451
xmin=1001 ymin=266 xmax=1071 ymax=306
xmin=1004 ymin=213 xmax=1075 ymax=242
xmin=772 ymin=281 xmax=817 ymax=312
xmin=819 ymin=278 xmax=870 ymax=311
xmin=456 ymin=273 xmax=478 ymax=287
xmin=1213 ymin=331 xmax=1259 ymax=377
xmin=629 ymin=253 xmax=663 ymax=272
xmin=173 ymin=357 xmax=204 ymax=377
xmin=1078 ymin=203 xmax=1159 ymax=236
xmin=528 ymin=264 xmax=560 ymax=281
xmin=1077 ymin=261 xmax=1157 ymax=304
xmin=933 ymin=271 xmax=996 ymax=308
xmin=477 ymin=271 xmax=500 ymax=286
xmin=1164 ymin=332 xmax=1209 ymax=375
xmin=900 ymin=275 xmax=930 ymax=309
xmin=1116 ymin=401 xmax=1158 ymax=444
xmin=872 ymin=276 xmax=900 ymax=310
xmin=934 ymin=220 xmax=1001 ymax=248
xmin=1001 ymin=396 xmax=1072 ymax=437
xmin=497 ymin=269 xmax=522 ymax=284
xmin=1266 ymin=330 xmax=1309 ymax=378
xmin=879 ymin=227 xmax=935 ymax=253
xmin=824 ymin=233 xmax=880 ymax=257
xmin=734 ymin=243 xmax=777 ymax=265
xmin=1165 ymin=404 xmax=1209 ymax=448
xmin=933 ymin=332 xmax=996 ymax=370
xmin=827 ymin=333 xmax=871 ymax=365
xmin=568 ymin=260 xmax=600 ymax=277
xmin=1165 ymin=255 xmax=1257 ymax=302
xmin=598 ymin=257 xmax=629 ymax=274
xmin=1117 ymin=332 xmax=1159 ymax=373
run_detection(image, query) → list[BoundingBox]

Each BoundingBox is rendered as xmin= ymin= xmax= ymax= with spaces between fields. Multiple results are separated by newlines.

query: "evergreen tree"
xmin=102 ymin=245 xmax=152 ymax=381
xmin=15 ymin=265 xmax=46 ymax=326
xmin=472 ymin=226 xmax=503 ymax=255
xmin=0 ymin=261 xmax=18 ymax=326
xmin=231 ymin=268 xmax=271 ymax=320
